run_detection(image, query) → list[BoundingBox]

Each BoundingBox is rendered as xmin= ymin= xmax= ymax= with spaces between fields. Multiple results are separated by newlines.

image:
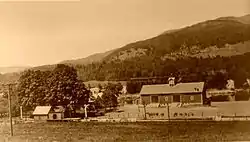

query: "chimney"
xmin=168 ymin=77 xmax=175 ymax=86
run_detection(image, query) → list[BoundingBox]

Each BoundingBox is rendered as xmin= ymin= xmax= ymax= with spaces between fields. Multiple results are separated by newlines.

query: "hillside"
xmin=216 ymin=14 xmax=250 ymax=24
xmin=60 ymin=49 xmax=115 ymax=65
xmin=105 ymin=14 xmax=250 ymax=61
xmin=1 ymin=14 xmax=250 ymax=86
xmin=0 ymin=66 xmax=30 ymax=74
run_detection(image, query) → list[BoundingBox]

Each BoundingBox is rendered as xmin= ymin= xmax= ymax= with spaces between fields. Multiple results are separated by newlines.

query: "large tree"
xmin=17 ymin=64 xmax=90 ymax=112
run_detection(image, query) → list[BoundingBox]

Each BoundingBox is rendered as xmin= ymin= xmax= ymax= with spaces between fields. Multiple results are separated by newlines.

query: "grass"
xmin=1 ymin=121 xmax=250 ymax=142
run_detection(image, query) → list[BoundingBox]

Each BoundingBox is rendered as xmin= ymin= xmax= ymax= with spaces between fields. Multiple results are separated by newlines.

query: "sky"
xmin=0 ymin=0 xmax=249 ymax=67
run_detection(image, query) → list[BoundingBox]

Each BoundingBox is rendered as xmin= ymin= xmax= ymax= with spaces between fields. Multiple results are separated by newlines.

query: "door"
xmin=151 ymin=96 xmax=159 ymax=103
xmin=173 ymin=95 xmax=180 ymax=102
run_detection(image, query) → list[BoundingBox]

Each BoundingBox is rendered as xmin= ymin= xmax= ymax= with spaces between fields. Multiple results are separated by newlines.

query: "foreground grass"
xmin=1 ymin=121 xmax=250 ymax=142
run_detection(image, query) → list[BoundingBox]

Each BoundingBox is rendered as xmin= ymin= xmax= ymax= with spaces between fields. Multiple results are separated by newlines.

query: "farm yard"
xmin=99 ymin=101 xmax=250 ymax=120
xmin=1 ymin=121 xmax=250 ymax=141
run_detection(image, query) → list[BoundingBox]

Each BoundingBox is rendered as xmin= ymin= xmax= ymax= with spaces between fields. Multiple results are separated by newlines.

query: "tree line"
xmin=73 ymin=52 xmax=250 ymax=94
xmin=14 ymin=64 xmax=122 ymax=117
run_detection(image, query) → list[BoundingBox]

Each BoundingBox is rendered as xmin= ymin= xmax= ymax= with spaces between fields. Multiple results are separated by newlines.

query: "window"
xmin=190 ymin=96 xmax=195 ymax=101
xmin=53 ymin=114 xmax=57 ymax=119
xmin=151 ymin=96 xmax=159 ymax=103
xmin=165 ymin=96 xmax=168 ymax=101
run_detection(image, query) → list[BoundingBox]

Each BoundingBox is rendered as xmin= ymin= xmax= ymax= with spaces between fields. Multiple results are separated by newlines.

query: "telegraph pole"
xmin=1 ymin=82 xmax=17 ymax=136
xmin=8 ymin=84 xmax=13 ymax=136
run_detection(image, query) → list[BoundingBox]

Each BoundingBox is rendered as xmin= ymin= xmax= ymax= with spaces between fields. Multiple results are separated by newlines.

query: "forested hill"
xmin=73 ymin=14 xmax=250 ymax=89
xmin=104 ymin=14 xmax=250 ymax=61
xmin=1 ymin=14 xmax=250 ymax=89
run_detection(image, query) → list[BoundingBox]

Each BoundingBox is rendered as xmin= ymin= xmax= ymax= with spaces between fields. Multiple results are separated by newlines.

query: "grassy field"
xmin=1 ymin=121 xmax=250 ymax=142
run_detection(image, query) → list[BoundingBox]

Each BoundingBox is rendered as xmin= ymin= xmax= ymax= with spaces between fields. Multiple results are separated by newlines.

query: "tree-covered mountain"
xmin=72 ymin=14 xmax=250 ymax=89
xmin=1 ymin=14 xmax=250 ymax=90
xmin=60 ymin=49 xmax=115 ymax=65
xmin=104 ymin=14 xmax=250 ymax=62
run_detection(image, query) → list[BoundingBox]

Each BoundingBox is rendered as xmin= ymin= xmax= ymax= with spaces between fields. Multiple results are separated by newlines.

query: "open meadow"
xmin=1 ymin=121 xmax=250 ymax=142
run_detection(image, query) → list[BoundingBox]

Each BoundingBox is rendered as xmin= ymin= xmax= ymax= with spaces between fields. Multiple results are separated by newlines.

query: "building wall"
xmin=181 ymin=94 xmax=202 ymax=103
xmin=159 ymin=95 xmax=173 ymax=104
xmin=141 ymin=94 xmax=202 ymax=104
xmin=34 ymin=115 xmax=48 ymax=121
xmin=140 ymin=95 xmax=150 ymax=104
xmin=48 ymin=113 xmax=64 ymax=120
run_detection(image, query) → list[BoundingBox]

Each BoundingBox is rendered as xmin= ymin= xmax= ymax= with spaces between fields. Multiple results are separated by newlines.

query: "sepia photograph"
xmin=0 ymin=0 xmax=250 ymax=141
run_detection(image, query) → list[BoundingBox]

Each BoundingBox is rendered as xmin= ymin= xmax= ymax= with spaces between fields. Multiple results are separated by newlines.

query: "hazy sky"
xmin=0 ymin=0 xmax=249 ymax=67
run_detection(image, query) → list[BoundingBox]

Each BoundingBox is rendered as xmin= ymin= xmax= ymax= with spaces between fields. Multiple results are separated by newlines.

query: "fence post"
xmin=20 ymin=106 xmax=23 ymax=120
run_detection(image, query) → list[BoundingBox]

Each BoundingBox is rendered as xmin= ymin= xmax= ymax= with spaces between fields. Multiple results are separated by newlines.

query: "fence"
xmin=100 ymin=109 xmax=250 ymax=121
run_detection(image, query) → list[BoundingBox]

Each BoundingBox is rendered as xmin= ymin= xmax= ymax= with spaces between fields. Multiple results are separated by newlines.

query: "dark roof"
xmin=140 ymin=82 xmax=204 ymax=95
xmin=53 ymin=106 xmax=65 ymax=113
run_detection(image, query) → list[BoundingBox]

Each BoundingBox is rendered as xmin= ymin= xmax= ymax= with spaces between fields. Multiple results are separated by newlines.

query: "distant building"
xmin=33 ymin=106 xmax=65 ymax=121
xmin=121 ymin=85 xmax=127 ymax=94
xmin=206 ymin=89 xmax=236 ymax=101
xmin=90 ymin=87 xmax=103 ymax=99
xmin=140 ymin=78 xmax=205 ymax=105
xmin=226 ymin=79 xmax=235 ymax=90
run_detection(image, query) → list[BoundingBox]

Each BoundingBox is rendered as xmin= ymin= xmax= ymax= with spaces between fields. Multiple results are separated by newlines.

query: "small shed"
xmin=48 ymin=106 xmax=65 ymax=120
xmin=33 ymin=106 xmax=52 ymax=121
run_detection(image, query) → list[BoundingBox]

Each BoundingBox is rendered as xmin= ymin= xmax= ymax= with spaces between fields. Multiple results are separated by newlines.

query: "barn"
xmin=140 ymin=78 xmax=205 ymax=106
xmin=33 ymin=106 xmax=52 ymax=121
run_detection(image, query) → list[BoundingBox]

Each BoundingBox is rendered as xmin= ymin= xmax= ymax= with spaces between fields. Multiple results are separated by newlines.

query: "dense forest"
xmin=75 ymin=52 xmax=250 ymax=92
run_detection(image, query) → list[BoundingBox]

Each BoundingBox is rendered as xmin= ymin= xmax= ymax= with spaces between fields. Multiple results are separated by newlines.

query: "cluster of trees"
xmin=11 ymin=64 xmax=124 ymax=117
xmin=94 ymin=83 xmax=123 ymax=110
xmin=17 ymin=64 xmax=90 ymax=114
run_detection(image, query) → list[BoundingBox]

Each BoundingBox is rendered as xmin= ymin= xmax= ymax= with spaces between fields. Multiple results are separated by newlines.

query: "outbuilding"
xmin=33 ymin=106 xmax=66 ymax=121
xmin=48 ymin=106 xmax=65 ymax=120
xmin=33 ymin=106 xmax=52 ymax=121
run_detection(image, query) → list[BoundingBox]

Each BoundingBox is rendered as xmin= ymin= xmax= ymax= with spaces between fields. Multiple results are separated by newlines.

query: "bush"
xmin=235 ymin=91 xmax=250 ymax=101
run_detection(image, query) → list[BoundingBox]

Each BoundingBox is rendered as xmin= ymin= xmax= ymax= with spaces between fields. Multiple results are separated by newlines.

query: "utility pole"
xmin=7 ymin=84 xmax=13 ymax=136
xmin=1 ymin=82 xmax=17 ymax=136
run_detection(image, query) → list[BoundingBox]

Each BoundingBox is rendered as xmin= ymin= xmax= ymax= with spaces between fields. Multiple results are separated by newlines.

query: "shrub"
xmin=235 ymin=90 xmax=250 ymax=101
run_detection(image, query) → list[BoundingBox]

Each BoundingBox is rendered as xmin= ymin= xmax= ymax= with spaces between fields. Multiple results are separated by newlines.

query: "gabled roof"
xmin=33 ymin=106 xmax=52 ymax=115
xmin=53 ymin=106 xmax=65 ymax=113
xmin=140 ymin=82 xmax=205 ymax=95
